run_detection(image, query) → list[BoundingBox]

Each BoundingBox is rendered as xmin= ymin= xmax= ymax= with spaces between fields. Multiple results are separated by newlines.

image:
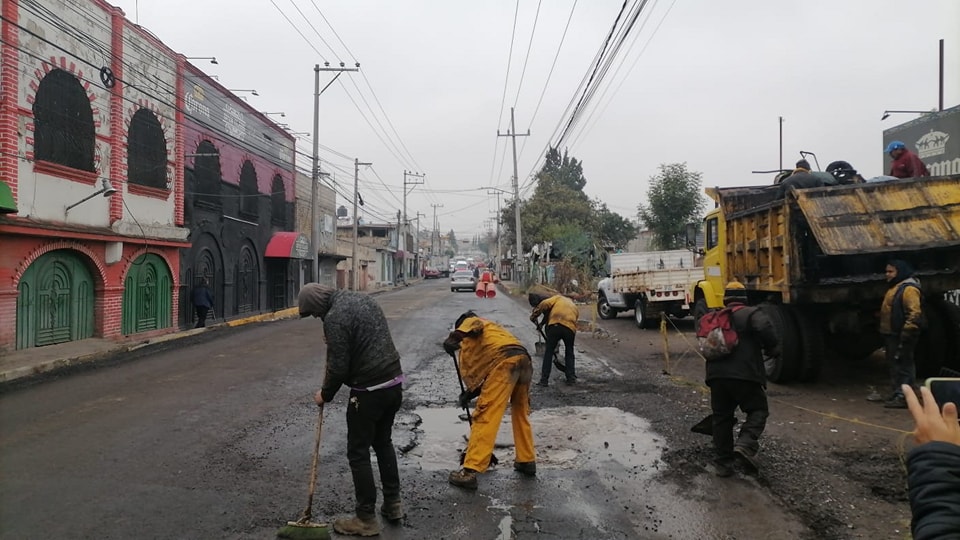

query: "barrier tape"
xmin=657 ymin=313 xmax=912 ymax=436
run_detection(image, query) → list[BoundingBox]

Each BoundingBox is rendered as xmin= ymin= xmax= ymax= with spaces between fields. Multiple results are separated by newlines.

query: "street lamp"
xmin=186 ymin=56 xmax=218 ymax=65
xmin=881 ymin=109 xmax=933 ymax=120
xmin=65 ymin=178 xmax=117 ymax=214
xmin=229 ymin=89 xmax=259 ymax=96
xmin=262 ymin=112 xmax=285 ymax=117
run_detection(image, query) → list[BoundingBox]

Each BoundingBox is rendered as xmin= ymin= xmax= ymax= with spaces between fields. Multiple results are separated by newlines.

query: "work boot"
xmin=883 ymin=394 xmax=908 ymax=409
xmin=380 ymin=500 xmax=404 ymax=522
xmin=514 ymin=461 xmax=537 ymax=477
xmin=448 ymin=467 xmax=478 ymax=490
xmin=536 ymin=380 xmax=549 ymax=387
xmin=713 ymin=460 xmax=734 ymax=477
xmin=733 ymin=446 xmax=759 ymax=474
xmin=333 ymin=515 xmax=381 ymax=537
xmin=565 ymin=377 xmax=578 ymax=385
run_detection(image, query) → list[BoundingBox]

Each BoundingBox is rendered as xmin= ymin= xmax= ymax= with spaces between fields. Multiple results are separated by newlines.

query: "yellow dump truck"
xmin=692 ymin=175 xmax=960 ymax=383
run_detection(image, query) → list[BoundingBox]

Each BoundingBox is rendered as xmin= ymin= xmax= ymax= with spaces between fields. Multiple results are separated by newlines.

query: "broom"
xmin=277 ymin=404 xmax=330 ymax=540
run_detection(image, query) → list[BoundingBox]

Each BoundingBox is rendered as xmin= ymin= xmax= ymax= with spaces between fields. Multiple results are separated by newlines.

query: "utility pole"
xmin=310 ymin=62 xmax=359 ymax=282
xmin=352 ymin=157 xmax=372 ymax=291
xmin=431 ymin=203 xmax=443 ymax=257
xmin=403 ymin=170 xmax=424 ymax=280
xmin=415 ymin=210 xmax=426 ymax=273
xmin=778 ymin=116 xmax=784 ymax=171
xmin=487 ymin=188 xmax=504 ymax=275
xmin=497 ymin=107 xmax=529 ymax=281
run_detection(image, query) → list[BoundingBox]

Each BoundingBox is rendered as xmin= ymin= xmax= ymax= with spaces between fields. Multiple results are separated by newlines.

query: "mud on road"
xmin=566 ymin=305 xmax=917 ymax=540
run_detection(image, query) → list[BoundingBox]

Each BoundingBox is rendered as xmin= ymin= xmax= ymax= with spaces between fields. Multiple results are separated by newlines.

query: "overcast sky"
xmin=111 ymin=0 xmax=960 ymax=239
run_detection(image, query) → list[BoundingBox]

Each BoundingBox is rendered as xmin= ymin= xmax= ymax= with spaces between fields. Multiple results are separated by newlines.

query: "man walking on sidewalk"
xmin=298 ymin=283 xmax=405 ymax=536
xmin=191 ymin=278 xmax=214 ymax=328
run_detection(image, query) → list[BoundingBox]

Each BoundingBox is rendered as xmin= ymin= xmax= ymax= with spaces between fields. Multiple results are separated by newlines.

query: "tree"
xmin=447 ymin=229 xmax=457 ymax=253
xmin=593 ymin=200 xmax=637 ymax=250
xmin=501 ymin=147 xmax=635 ymax=254
xmin=637 ymin=163 xmax=706 ymax=250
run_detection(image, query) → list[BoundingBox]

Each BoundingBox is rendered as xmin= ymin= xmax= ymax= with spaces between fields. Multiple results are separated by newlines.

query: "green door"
xmin=122 ymin=254 xmax=172 ymax=335
xmin=16 ymin=250 xmax=95 ymax=349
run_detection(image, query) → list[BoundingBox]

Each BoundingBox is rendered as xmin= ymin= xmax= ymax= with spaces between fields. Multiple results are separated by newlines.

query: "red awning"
xmin=265 ymin=232 xmax=310 ymax=259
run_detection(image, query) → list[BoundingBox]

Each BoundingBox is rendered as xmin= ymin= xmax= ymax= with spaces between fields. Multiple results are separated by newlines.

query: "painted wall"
xmin=14 ymin=2 xmax=184 ymax=238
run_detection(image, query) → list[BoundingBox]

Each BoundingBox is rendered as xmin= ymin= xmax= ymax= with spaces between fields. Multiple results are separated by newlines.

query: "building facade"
xmin=0 ymin=0 xmax=190 ymax=352
xmin=336 ymin=221 xmax=398 ymax=291
xmin=294 ymin=171 xmax=342 ymax=288
xmin=179 ymin=66 xmax=299 ymax=328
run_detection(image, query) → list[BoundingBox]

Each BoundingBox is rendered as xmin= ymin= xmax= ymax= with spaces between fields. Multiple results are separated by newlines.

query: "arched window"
xmin=193 ymin=140 xmax=221 ymax=208
xmin=270 ymin=174 xmax=286 ymax=226
xmin=33 ymin=69 xmax=96 ymax=172
xmin=239 ymin=160 xmax=259 ymax=218
xmin=127 ymin=109 xmax=167 ymax=189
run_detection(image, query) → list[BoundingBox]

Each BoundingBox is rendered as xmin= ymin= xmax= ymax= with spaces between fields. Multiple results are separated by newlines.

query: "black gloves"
xmin=457 ymin=386 xmax=481 ymax=409
xmin=443 ymin=338 xmax=460 ymax=357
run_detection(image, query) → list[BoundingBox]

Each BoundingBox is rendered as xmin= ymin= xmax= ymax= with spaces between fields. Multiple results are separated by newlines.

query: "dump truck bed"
xmin=707 ymin=175 xmax=960 ymax=303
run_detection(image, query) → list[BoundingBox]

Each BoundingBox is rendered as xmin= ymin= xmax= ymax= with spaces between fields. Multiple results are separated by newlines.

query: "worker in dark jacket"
xmin=705 ymin=282 xmax=781 ymax=477
xmin=886 ymin=141 xmax=930 ymax=179
xmin=902 ymin=384 xmax=960 ymax=540
xmin=876 ymin=259 xmax=923 ymax=409
xmin=191 ymin=278 xmax=214 ymax=328
xmin=298 ymin=283 xmax=405 ymax=536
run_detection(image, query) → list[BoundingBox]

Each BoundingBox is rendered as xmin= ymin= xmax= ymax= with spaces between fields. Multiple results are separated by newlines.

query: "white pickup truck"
xmin=597 ymin=250 xmax=700 ymax=329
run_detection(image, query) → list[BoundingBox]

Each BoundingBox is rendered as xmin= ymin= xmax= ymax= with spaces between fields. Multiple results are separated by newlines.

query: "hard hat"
xmin=884 ymin=141 xmax=905 ymax=154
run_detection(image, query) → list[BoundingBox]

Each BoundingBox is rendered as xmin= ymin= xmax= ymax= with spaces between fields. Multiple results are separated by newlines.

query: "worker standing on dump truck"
xmin=886 ymin=141 xmax=930 ymax=179
xmin=443 ymin=311 xmax=536 ymax=490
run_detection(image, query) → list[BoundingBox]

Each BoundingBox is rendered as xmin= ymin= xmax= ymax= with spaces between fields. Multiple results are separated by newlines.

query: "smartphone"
xmin=924 ymin=377 xmax=960 ymax=407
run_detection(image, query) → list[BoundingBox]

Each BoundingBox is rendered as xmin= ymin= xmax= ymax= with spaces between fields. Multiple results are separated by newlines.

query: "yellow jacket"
xmin=879 ymin=278 xmax=922 ymax=336
xmin=454 ymin=317 xmax=526 ymax=391
xmin=531 ymin=295 xmax=579 ymax=333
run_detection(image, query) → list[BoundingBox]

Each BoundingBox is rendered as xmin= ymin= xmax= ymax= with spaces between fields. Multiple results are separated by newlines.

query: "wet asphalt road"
xmin=0 ymin=280 xmax=811 ymax=539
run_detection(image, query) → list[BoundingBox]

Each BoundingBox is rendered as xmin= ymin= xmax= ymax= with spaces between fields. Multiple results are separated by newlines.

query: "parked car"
xmin=450 ymin=270 xmax=476 ymax=292
xmin=423 ymin=267 xmax=441 ymax=279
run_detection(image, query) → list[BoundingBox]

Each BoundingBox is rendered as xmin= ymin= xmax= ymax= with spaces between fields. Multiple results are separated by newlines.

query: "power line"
xmin=511 ymin=0 xmax=543 ymax=108
xmin=489 ymin=0 xmax=521 ymax=186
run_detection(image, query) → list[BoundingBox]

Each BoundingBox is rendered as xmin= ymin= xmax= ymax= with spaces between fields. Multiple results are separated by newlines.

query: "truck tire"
xmin=790 ymin=307 xmax=825 ymax=383
xmin=916 ymin=298 xmax=960 ymax=377
xmin=634 ymin=298 xmax=651 ymax=329
xmin=761 ymin=304 xmax=801 ymax=383
xmin=597 ymin=294 xmax=618 ymax=320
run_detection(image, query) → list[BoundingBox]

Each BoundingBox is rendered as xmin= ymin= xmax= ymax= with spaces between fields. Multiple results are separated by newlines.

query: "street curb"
xmin=224 ymin=307 xmax=299 ymax=327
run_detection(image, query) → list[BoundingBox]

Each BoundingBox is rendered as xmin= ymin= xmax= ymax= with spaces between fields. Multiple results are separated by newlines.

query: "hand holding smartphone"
xmin=925 ymin=377 xmax=960 ymax=409
xmin=902 ymin=383 xmax=960 ymax=446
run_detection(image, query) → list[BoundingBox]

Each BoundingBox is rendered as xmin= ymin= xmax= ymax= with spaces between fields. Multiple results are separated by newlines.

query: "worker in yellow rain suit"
xmin=443 ymin=311 xmax=535 ymax=490
xmin=529 ymin=292 xmax=580 ymax=385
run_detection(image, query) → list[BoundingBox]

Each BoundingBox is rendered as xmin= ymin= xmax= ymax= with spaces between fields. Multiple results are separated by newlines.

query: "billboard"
xmin=882 ymin=104 xmax=960 ymax=176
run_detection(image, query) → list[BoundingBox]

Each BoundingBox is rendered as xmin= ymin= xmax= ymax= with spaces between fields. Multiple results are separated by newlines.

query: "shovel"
xmin=535 ymin=324 xmax=566 ymax=373
xmin=451 ymin=351 xmax=498 ymax=466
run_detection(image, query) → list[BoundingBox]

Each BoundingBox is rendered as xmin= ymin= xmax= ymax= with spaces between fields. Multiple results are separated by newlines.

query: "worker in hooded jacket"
xmin=443 ymin=311 xmax=536 ymax=490
xmin=876 ymin=259 xmax=923 ymax=409
xmin=297 ymin=283 xmax=405 ymax=536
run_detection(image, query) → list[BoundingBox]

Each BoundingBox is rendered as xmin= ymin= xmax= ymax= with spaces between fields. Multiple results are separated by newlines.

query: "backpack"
xmin=696 ymin=306 xmax=746 ymax=360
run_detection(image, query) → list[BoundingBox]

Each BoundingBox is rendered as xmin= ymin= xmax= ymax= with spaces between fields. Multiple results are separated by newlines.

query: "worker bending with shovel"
xmin=443 ymin=311 xmax=537 ymax=490
xmin=529 ymin=292 xmax=580 ymax=386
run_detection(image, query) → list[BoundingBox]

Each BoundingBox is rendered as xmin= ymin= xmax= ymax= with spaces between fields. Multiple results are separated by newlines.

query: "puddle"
xmin=407 ymin=405 xmax=664 ymax=476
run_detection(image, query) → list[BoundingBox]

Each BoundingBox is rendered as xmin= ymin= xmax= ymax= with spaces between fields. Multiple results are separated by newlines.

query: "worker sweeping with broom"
xmin=443 ymin=311 xmax=537 ymax=490
xmin=292 ymin=283 xmax=406 ymax=537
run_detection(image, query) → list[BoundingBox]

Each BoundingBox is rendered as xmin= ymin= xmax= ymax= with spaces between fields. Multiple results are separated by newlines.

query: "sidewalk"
xmin=0 ymin=282 xmax=414 ymax=389
xmin=0 ymin=307 xmax=300 ymax=388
